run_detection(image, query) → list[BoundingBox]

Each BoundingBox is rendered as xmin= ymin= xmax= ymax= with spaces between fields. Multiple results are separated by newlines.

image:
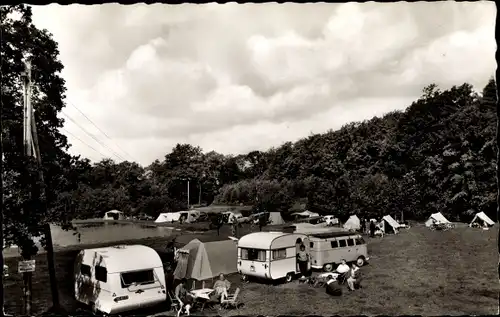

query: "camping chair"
xmin=220 ymin=287 xmax=241 ymax=310
xmin=168 ymin=291 xmax=181 ymax=313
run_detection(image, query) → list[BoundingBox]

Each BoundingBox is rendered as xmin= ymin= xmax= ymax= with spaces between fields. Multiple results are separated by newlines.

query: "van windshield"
xmin=121 ymin=269 xmax=155 ymax=288
xmin=240 ymin=248 xmax=266 ymax=262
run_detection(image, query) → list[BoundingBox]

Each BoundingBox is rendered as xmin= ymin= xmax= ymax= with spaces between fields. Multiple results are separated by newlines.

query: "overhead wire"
xmin=60 ymin=127 xmax=106 ymax=161
xmin=67 ymin=102 xmax=137 ymax=162
xmin=61 ymin=110 xmax=125 ymax=161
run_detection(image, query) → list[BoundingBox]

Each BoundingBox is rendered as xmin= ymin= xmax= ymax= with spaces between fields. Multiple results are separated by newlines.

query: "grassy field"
xmin=4 ymin=223 xmax=498 ymax=316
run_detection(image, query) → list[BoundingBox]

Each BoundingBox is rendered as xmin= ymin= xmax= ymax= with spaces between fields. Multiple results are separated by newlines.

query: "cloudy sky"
xmin=31 ymin=2 xmax=496 ymax=166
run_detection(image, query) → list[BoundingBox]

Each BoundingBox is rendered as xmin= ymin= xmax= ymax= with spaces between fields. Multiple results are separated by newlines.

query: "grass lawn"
xmin=4 ymin=223 xmax=498 ymax=316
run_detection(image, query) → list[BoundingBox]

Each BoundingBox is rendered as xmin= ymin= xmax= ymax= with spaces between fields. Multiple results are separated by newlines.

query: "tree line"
xmin=2 ymin=5 xmax=497 ymax=256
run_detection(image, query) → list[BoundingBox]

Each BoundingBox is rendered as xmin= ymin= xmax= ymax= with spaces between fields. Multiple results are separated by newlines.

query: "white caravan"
xmin=237 ymin=232 xmax=310 ymax=283
xmin=74 ymin=245 xmax=166 ymax=315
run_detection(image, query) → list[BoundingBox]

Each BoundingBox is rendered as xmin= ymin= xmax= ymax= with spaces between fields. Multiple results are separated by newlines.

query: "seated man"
xmin=347 ymin=264 xmax=363 ymax=291
xmin=336 ymin=259 xmax=350 ymax=283
xmin=175 ymin=278 xmax=194 ymax=316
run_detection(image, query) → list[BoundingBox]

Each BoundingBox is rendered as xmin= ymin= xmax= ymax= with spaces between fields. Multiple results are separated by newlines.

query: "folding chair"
xmin=168 ymin=291 xmax=180 ymax=314
xmin=220 ymin=287 xmax=241 ymax=310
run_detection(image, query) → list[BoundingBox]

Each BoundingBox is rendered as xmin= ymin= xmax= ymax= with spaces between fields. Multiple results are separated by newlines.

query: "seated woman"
xmin=336 ymin=259 xmax=350 ymax=283
xmin=175 ymin=278 xmax=194 ymax=316
xmin=325 ymin=276 xmax=342 ymax=296
xmin=347 ymin=264 xmax=363 ymax=291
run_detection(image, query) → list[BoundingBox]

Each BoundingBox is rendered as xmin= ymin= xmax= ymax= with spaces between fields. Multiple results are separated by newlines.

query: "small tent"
xmin=268 ymin=212 xmax=285 ymax=225
xmin=103 ymin=210 xmax=124 ymax=220
xmin=343 ymin=215 xmax=361 ymax=231
xmin=174 ymin=239 xmax=238 ymax=281
xmin=469 ymin=212 xmax=495 ymax=228
xmin=155 ymin=212 xmax=181 ymax=223
xmin=382 ymin=215 xmax=402 ymax=234
xmin=425 ymin=212 xmax=451 ymax=227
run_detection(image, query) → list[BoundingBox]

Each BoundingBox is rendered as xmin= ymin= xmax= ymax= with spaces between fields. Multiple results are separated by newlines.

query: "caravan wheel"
xmin=285 ymin=273 xmax=294 ymax=283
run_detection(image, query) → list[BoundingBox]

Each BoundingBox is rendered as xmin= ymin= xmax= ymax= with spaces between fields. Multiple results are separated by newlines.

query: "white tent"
xmin=343 ymin=215 xmax=361 ymax=231
xmin=469 ymin=212 xmax=495 ymax=227
xmin=155 ymin=212 xmax=182 ymax=223
xmin=268 ymin=212 xmax=285 ymax=225
xmin=425 ymin=212 xmax=451 ymax=227
xmin=291 ymin=210 xmax=320 ymax=218
xmin=103 ymin=210 xmax=124 ymax=220
xmin=382 ymin=215 xmax=402 ymax=234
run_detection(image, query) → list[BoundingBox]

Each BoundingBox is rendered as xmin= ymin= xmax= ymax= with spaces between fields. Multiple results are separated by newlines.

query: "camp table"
xmin=190 ymin=288 xmax=214 ymax=311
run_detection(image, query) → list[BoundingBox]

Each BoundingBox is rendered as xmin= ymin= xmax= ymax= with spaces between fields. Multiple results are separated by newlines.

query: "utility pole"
xmin=187 ymin=179 xmax=190 ymax=209
xmin=22 ymin=59 xmax=61 ymax=314
xmin=198 ymin=182 xmax=202 ymax=206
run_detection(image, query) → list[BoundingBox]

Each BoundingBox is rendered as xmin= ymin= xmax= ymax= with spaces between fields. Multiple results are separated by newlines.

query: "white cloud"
xmin=30 ymin=2 xmax=497 ymax=166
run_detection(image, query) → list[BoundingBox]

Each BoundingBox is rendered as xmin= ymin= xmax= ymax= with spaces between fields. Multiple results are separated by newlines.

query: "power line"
xmin=61 ymin=110 xmax=125 ymax=161
xmin=67 ymin=102 xmax=137 ymax=162
xmin=61 ymin=128 xmax=106 ymax=160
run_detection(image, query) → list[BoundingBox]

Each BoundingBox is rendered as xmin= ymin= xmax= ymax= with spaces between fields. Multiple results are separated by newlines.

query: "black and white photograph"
xmin=1 ymin=2 xmax=498 ymax=316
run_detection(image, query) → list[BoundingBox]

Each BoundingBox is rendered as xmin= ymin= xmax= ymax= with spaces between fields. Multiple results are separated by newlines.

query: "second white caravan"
xmin=237 ymin=232 xmax=311 ymax=283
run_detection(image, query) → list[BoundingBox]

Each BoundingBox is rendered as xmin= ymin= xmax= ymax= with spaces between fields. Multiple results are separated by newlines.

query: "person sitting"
xmin=325 ymin=276 xmax=342 ymax=296
xmin=336 ymin=259 xmax=350 ymax=283
xmin=347 ymin=264 xmax=363 ymax=291
xmin=213 ymin=273 xmax=231 ymax=300
xmin=175 ymin=278 xmax=194 ymax=316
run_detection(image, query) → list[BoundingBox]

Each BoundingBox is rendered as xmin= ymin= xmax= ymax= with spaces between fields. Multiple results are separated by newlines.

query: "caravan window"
xmin=338 ymin=240 xmax=347 ymax=248
xmin=347 ymin=239 xmax=355 ymax=247
xmin=330 ymin=241 xmax=339 ymax=248
xmin=355 ymin=237 xmax=365 ymax=245
xmin=80 ymin=264 xmax=91 ymax=277
xmin=95 ymin=266 xmax=107 ymax=282
xmin=272 ymin=248 xmax=286 ymax=260
xmin=241 ymin=248 xmax=266 ymax=262
xmin=121 ymin=269 xmax=155 ymax=288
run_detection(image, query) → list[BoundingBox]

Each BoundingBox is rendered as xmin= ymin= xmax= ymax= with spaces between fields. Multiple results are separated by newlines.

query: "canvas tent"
xmin=103 ymin=210 xmax=124 ymax=220
xmin=425 ymin=212 xmax=452 ymax=227
xmin=469 ymin=212 xmax=495 ymax=227
xmin=268 ymin=212 xmax=285 ymax=225
xmin=291 ymin=211 xmax=320 ymax=218
xmin=174 ymin=239 xmax=238 ymax=281
xmin=178 ymin=210 xmax=200 ymax=223
xmin=155 ymin=212 xmax=182 ymax=223
xmin=382 ymin=215 xmax=402 ymax=234
xmin=343 ymin=215 xmax=361 ymax=231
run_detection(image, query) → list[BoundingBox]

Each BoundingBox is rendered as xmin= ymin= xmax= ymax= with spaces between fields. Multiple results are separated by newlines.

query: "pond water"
xmin=3 ymin=221 xmax=175 ymax=258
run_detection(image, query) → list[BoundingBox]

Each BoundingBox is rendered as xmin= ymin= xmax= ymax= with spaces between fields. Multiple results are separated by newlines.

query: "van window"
xmin=310 ymin=242 xmax=314 ymax=248
xmin=95 ymin=266 xmax=107 ymax=283
xmin=272 ymin=248 xmax=286 ymax=260
xmin=80 ymin=264 xmax=91 ymax=277
xmin=241 ymin=248 xmax=266 ymax=262
xmin=121 ymin=269 xmax=155 ymax=288
xmin=330 ymin=240 xmax=338 ymax=248
xmin=355 ymin=237 xmax=365 ymax=245
xmin=347 ymin=239 xmax=355 ymax=247
xmin=339 ymin=240 xmax=347 ymax=248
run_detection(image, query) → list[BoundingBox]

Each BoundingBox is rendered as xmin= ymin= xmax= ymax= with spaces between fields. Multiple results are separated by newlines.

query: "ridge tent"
xmin=382 ymin=215 xmax=402 ymax=234
xmin=155 ymin=212 xmax=181 ymax=223
xmin=469 ymin=212 xmax=495 ymax=227
xmin=343 ymin=215 xmax=361 ymax=231
xmin=425 ymin=212 xmax=451 ymax=227
xmin=174 ymin=239 xmax=238 ymax=281
xmin=268 ymin=212 xmax=285 ymax=225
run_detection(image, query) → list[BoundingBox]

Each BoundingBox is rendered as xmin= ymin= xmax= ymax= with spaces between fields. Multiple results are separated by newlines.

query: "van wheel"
xmin=241 ymin=274 xmax=249 ymax=283
xmin=356 ymin=256 xmax=365 ymax=267
xmin=323 ymin=263 xmax=335 ymax=272
xmin=285 ymin=273 xmax=294 ymax=283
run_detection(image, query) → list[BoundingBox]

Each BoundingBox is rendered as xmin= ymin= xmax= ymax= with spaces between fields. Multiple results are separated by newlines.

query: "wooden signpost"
xmin=18 ymin=260 xmax=36 ymax=274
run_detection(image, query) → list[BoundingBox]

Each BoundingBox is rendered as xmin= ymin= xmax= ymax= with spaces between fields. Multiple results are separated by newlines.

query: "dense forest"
xmin=2 ymin=5 xmax=497 ymax=254
xmin=54 ymin=80 xmax=497 ymax=224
